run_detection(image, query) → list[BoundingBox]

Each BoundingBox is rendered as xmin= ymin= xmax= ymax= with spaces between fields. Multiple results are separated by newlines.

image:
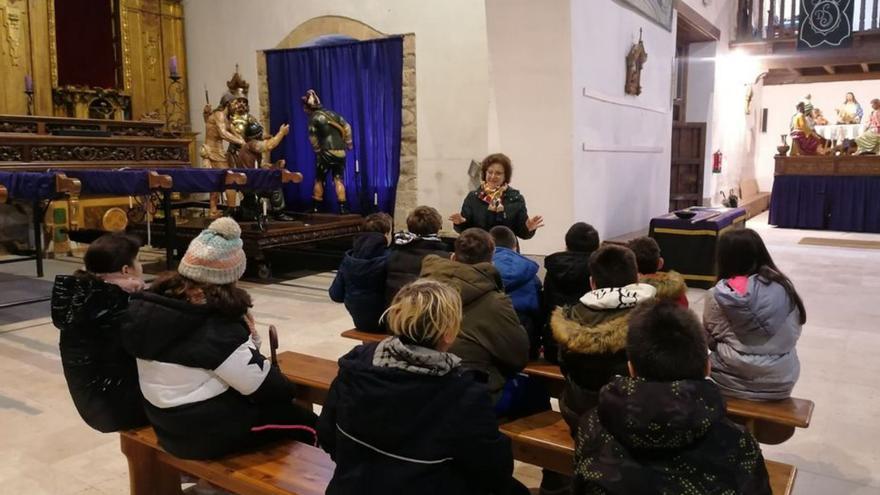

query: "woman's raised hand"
xmin=526 ymin=215 xmax=545 ymax=232
xmin=449 ymin=212 xmax=467 ymax=225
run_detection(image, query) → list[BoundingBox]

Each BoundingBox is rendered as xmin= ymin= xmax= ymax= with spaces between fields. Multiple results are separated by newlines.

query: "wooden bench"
xmin=499 ymin=410 xmax=797 ymax=495
xmin=120 ymin=427 xmax=333 ymax=495
xmin=518 ymin=359 xmax=813 ymax=445
xmin=739 ymin=178 xmax=770 ymax=220
xmin=273 ymin=350 xmax=800 ymax=493
xmin=277 ymin=351 xmax=338 ymax=408
xmin=339 ymin=329 xmax=814 ymax=443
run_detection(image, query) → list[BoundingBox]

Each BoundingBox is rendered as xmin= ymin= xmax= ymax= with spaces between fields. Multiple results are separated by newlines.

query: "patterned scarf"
xmin=477 ymin=182 xmax=508 ymax=213
xmin=372 ymin=336 xmax=461 ymax=376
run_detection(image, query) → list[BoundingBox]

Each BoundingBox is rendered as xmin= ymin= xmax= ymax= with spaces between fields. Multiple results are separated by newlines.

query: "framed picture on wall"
xmin=615 ymin=0 xmax=674 ymax=31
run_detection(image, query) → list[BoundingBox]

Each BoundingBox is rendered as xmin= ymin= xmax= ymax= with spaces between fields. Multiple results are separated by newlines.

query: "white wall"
xmin=485 ymin=0 xmax=573 ymax=254
xmin=570 ymin=0 xmax=675 ymax=240
xmin=756 ymin=80 xmax=880 ymax=191
xmin=182 ymin=0 xmax=490 ymax=229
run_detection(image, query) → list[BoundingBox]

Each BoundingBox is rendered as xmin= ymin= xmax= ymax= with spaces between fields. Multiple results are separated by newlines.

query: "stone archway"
xmin=257 ymin=16 xmax=416 ymax=227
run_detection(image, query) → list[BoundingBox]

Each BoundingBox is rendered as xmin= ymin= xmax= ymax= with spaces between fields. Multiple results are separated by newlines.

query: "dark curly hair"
xmin=481 ymin=153 xmax=513 ymax=184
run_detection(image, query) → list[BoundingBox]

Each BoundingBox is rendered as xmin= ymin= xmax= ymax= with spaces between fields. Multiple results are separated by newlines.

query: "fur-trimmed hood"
xmin=551 ymin=305 xmax=631 ymax=355
xmin=640 ymin=271 xmax=686 ymax=301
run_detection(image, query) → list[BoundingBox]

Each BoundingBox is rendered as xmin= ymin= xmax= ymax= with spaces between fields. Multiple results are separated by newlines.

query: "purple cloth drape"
xmin=770 ymin=175 xmax=880 ymax=232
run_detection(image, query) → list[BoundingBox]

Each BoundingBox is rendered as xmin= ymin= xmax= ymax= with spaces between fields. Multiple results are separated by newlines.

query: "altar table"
xmin=649 ymin=207 xmax=747 ymax=289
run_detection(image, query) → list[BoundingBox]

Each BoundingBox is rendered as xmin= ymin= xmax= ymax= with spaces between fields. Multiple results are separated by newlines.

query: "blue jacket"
xmin=329 ymin=233 xmax=389 ymax=332
xmin=492 ymin=247 xmax=541 ymax=315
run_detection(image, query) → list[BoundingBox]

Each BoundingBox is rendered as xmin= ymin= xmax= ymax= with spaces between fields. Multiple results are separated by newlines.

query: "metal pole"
xmin=33 ymin=200 xmax=44 ymax=278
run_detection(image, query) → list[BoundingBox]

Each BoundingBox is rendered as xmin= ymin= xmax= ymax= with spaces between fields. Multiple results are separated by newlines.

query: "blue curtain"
xmin=265 ymin=37 xmax=403 ymax=214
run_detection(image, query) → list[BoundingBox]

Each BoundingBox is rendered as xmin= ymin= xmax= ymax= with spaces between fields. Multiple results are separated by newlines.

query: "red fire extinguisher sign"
xmin=712 ymin=150 xmax=722 ymax=174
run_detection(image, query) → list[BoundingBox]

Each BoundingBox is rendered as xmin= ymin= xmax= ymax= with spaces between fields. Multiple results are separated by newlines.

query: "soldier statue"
xmin=301 ymin=89 xmax=353 ymax=214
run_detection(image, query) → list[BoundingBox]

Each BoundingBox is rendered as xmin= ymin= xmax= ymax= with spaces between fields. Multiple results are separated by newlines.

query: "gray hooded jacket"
xmin=703 ymin=275 xmax=802 ymax=400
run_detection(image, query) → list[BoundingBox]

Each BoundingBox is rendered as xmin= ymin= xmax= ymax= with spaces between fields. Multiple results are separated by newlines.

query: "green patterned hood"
xmin=596 ymin=376 xmax=725 ymax=451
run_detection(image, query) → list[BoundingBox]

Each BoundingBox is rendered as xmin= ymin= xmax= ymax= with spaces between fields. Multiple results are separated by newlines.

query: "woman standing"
xmin=449 ymin=153 xmax=544 ymax=239
xmin=703 ymin=229 xmax=805 ymax=400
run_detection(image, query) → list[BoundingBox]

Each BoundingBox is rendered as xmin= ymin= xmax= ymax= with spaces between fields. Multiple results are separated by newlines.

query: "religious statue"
xmin=201 ymin=87 xmax=246 ymax=217
xmin=855 ymin=98 xmax=880 ymax=155
xmin=233 ymin=121 xmax=294 ymax=222
xmin=790 ymin=102 xmax=827 ymax=156
xmin=812 ymin=108 xmax=829 ymax=126
xmin=302 ymin=89 xmax=353 ymax=214
xmin=836 ymin=92 xmax=864 ymax=124
xmin=625 ymin=29 xmax=648 ymax=96
xmin=800 ymin=94 xmax=814 ymax=115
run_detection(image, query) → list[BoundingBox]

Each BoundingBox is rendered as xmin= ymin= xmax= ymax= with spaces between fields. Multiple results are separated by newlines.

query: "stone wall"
xmin=255 ymin=16 xmax=417 ymax=230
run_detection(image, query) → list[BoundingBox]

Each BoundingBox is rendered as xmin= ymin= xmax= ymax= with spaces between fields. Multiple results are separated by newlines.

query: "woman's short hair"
xmin=84 ymin=233 xmax=141 ymax=274
xmin=384 ymin=279 xmax=462 ymax=347
xmin=481 ymin=153 xmax=513 ymax=184
xmin=407 ymin=206 xmax=443 ymax=236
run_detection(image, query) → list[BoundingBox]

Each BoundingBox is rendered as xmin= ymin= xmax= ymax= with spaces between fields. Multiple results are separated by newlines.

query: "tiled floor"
xmin=0 ymin=211 xmax=879 ymax=494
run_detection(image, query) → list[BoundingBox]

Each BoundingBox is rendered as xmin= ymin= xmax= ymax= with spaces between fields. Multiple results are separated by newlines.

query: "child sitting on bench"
xmin=704 ymin=228 xmax=805 ymax=400
xmin=627 ymin=236 xmax=688 ymax=308
xmin=572 ymin=300 xmax=771 ymax=494
xmin=121 ymin=218 xmax=317 ymax=460
xmin=329 ymin=212 xmax=393 ymax=332
xmin=550 ymin=244 xmax=655 ymax=431
xmin=542 ymin=222 xmax=600 ymax=363
xmin=318 ymin=279 xmax=527 ymax=495
xmin=52 ymin=232 xmax=149 ymax=433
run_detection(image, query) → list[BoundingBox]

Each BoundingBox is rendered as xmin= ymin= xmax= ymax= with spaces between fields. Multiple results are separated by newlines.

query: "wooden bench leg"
xmin=120 ymin=435 xmax=184 ymax=495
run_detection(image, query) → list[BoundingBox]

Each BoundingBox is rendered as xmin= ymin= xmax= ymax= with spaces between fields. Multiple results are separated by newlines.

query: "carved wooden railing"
xmin=737 ymin=0 xmax=880 ymax=41
xmin=0 ymin=115 xmax=190 ymax=171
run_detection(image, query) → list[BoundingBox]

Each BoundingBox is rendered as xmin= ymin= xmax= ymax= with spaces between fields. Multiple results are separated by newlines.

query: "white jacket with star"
xmin=121 ymin=291 xmax=298 ymax=459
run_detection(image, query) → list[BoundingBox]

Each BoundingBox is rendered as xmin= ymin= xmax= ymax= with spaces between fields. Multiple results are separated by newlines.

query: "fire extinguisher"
xmin=712 ymin=150 xmax=723 ymax=174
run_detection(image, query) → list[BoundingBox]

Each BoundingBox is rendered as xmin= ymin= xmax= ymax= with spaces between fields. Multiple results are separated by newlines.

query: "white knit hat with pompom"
xmin=178 ymin=217 xmax=246 ymax=285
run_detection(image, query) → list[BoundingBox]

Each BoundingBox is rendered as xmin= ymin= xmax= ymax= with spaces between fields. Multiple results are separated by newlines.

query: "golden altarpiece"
xmin=0 ymin=0 xmax=192 ymax=240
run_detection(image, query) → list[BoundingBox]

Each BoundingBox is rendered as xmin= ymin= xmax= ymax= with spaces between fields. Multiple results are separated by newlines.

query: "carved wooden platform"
xmin=774 ymin=155 xmax=880 ymax=176
xmin=130 ymin=213 xmax=363 ymax=278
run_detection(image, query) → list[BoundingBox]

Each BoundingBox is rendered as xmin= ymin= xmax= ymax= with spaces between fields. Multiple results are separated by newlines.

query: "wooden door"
xmin=669 ymin=122 xmax=706 ymax=211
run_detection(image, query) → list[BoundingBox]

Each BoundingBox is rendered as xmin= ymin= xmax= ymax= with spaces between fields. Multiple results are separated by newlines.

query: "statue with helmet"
xmin=233 ymin=119 xmax=295 ymax=222
xmin=302 ymin=89 xmax=353 ymax=214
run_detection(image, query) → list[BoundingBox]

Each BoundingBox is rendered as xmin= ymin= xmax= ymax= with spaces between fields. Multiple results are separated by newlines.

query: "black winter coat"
xmin=541 ymin=251 xmax=592 ymax=363
xmin=121 ymin=292 xmax=314 ymax=459
xmin=573 ymin=376 xmax=771 ymax=495
xmin=51 ymin=273 xmax=148 ymax=433
xmin=329 ymin=232 xmax=389 ymax=332
xmin=454 ymin=187 xmax=535 ymax=239
xmin=385 ymin=236 xmax=450 ymax=304
xmin=543 ymin=251 xmax=592 ymax=315
xmin=317 ymin=342 xmax=515 ymax=495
